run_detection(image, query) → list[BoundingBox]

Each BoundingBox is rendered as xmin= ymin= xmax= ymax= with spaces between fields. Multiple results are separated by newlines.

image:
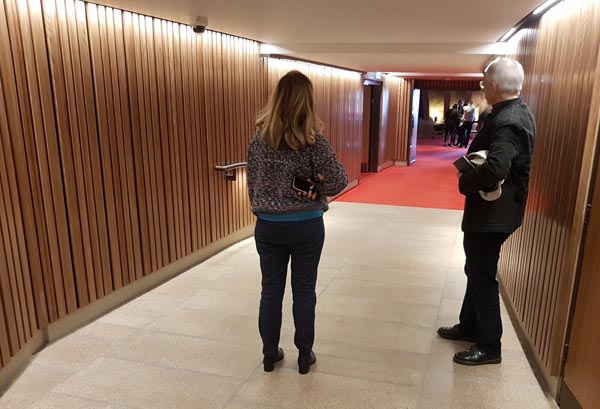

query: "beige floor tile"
xmin=181 ymin=288 xmax=260 ymax=318
xmin=442 ymin=281 xmax=467 ymax=300
xmin=74 ymin=321 xmax=141 ymax=345
xmin=279 ymin=333 xmax=429 ymax=369
xmin=52 ymin=357 xmax=243 ymax=409
xmin=339 ymin=264 xmax=446 ymax=288
xmin=145 ymin=308 xmax=262 ymax=347
xmin=277 ymin=350 xmax=425 ymax=388
xmin=97 ymin=292 xmax=187 ymax=329
xmin=419 ymin=371 xmax=553 ymax=409
xmin=323 ymin=278 xmax=444 ymax=305
xmin=0 ymin=202 xmax=555 ymax=409
xmin=209 ymin=270 xmax=263 ymax=295
xmin=0 ymin=361 xmax=75 ymax=409
xmin=314 ymin=267 xmax=340 ymax=288
xmin=316 ymin=293 xmax=439 ymax=327
xmin=106 ymin=330 xmax=261 ymax=379
xmin=235 ymin=367 xmax=420 ymax=409
xmin=149 ymin=264 xmax=236 ymax=299
xmin=418 ymin=396 xmax=555 ymax=409
xmin=29 ymin=392 xmax=132 ymax=409
xmin=224 ymin=399 xmax=287 ymax=409
xmin=33 ymin=332 xmax=123 ymax=372
xmin=314 ymin=313 xmax=435 ymax=354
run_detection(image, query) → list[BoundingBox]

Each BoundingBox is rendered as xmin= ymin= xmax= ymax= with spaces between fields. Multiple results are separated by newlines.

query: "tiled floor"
xmin=0 ymin=202 xmax=558 ymax=409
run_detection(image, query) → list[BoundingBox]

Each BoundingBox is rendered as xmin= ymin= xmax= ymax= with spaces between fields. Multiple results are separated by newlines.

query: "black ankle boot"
xmin=298 ymin=350 xmax=316 ymax=374
xmin=263 ymin=348 xmax=284 ymax=372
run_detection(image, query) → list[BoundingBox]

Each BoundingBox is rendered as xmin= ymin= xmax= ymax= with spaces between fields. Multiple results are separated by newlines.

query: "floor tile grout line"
xmin=415 ymin=223 xmax=462 ymax=409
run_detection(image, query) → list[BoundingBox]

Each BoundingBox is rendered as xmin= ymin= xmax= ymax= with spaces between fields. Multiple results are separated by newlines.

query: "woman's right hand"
xmin=297 ymin=190 xmax=318 ymax=200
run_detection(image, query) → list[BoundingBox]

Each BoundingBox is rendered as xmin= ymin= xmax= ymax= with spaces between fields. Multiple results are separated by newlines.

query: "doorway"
xmin=361 ymin=83 xmax=383 ymax=175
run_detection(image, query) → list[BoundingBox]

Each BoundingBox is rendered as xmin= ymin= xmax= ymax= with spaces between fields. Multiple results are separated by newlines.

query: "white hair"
xmin=484 ymin=58 xmax=525 ymax=94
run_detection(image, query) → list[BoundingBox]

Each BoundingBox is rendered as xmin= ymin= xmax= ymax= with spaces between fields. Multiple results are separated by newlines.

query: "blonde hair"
xmin=256 ymin=71 xmax=322 ymax=150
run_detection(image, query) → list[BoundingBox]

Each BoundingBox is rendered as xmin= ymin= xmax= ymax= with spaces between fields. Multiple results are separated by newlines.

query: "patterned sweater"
xmin=247 ymin=133 xmax=348 ymax=214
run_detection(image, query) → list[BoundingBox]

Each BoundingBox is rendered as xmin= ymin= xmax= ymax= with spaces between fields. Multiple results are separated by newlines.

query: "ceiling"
xmin=95 ymin=0 xmax=545 ymax=76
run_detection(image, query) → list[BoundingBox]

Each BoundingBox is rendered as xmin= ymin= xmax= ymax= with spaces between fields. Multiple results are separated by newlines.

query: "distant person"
xmin=459 ymin=100 xmax=476 ymax=148
xmin=247 ymin=70 xmax=348 ymax=374
xmin=444 ymin=104 xmax=460 ymax=146
xmin=437 ymin=58 xmax=536 ymax=366
xmin=457 ymin=99 xmax=465 ymax=116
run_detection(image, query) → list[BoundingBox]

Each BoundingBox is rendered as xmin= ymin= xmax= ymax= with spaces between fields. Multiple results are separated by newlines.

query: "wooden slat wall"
xmin=380 ymin=76 xmax=412 ymax=164
xmin=266 ymin=59 xmax=363 ymax=183
xmin=203 ymin=32 xmax=264 ymax=242
xmin=0 ymin=0 xmax=268 ymax=370
xmin=498 ymin=0 xmax=600 ymax=377
xmin=0 ymin=0 xmax=370 ymax=372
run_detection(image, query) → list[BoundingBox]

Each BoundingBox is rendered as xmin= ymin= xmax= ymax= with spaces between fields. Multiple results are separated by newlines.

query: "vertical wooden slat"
xmin=204 ymin=31 xmax=218 ymax=243
xmin=13 ymin=0 xmax=51 ymax=330
xmin=50 ymin=0 xmax=96 ymax=307
xmin=142 ymin=15 xmax=165 ymax=270
xmin=88 ymin=3 xmax=122 ymax=291
xmin=2 ymin=0 xmax=51 ymax=330
xmin=154 ymin=19 xmax=175 ymax=264
xmin=76 ymin=0 xmax=108 ymax=297
xmin=63 ymin=0 xmax=100 ymax=302
xmin=0 ymin=229 xmax=12 ymax=365
xmin=181 ymin=26 xmax=197 ymax=253
xmin=123 ymin=11 xmax=149 ymax=279
xmin=43 ymin=0 xmax=84 ymax=310
xmin=134 ymin=14 xmax=157 ymax=273
xmin=113 ymin=9 xmax=142 ymax=283
xmin=105 ymin=7 xmax=132 ymax=286
xmin=0 ymin=105 xmax=23 ymax=354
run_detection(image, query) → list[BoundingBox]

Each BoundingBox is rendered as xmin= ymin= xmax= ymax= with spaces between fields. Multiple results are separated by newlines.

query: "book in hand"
xmin=452 ymin=150 xmax=504 ymax=202
xmin=453 ymin=150 xmax=488 ymax=173
xmin=453 ymin=156 xmax=476 ymax=173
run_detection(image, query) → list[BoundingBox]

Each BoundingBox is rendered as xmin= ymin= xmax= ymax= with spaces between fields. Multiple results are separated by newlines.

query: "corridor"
xmin=0 ymin=203 xmax=556 ymax=409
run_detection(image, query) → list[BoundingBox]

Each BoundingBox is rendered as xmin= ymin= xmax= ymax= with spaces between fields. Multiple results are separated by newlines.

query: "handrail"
xmin=214 ymin=162 xmax=247 ymax=171
xmin=214 ymin=162 xmax=247 ymax=181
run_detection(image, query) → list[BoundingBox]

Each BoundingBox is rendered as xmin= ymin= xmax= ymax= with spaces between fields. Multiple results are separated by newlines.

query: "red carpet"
xmin=337 ymin=138 xmax=466 ymax=210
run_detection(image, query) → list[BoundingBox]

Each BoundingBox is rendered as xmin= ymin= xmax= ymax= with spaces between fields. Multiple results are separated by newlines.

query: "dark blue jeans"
xmin=254 ymin=217 xmax=325 ymax=358
xmin=459 ymin=232 xmax=510 ymax=354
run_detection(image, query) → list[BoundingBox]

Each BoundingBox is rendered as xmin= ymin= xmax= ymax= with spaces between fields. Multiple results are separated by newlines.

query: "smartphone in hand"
xmin=292 ymin=176 xmax=316 ymax=194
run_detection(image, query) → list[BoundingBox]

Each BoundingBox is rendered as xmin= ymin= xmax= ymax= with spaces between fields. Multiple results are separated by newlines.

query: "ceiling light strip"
xmin=533 ymin=0 xmax=560 ymax=15
xmin=500 ymin=27 xmax=517 ymax=42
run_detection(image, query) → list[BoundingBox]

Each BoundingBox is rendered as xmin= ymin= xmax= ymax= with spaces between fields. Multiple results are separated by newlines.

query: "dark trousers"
xmin=460 ymin=121 xmax=474 ymax=147
xmin=254 ymin=217 xmax=325 ymax=357
xmin=458 ymin=232 xmax=510 ymax=354
xmin=444 ymin=124 xmax=457 ymax=145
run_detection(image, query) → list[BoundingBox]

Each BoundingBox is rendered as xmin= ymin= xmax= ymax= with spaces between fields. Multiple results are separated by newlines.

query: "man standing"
xmin=457 ymin=99 xmax=464 ymax=116
xmin=437 ymin=58 xmax=536 ymax=365
xmin=459 ymin=100 xmax=476 ymax=148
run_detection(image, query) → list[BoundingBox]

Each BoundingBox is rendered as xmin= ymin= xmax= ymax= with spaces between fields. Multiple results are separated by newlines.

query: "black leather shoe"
xmin=453 ymin=345 xmax=501 ymax=366
xmin=263 ymin=348 xmax=284 ymax=372
xmin=437 ymin=325 xmax=476 ymax=342
xmin=298 ymin=350 xmax=316 ymax=374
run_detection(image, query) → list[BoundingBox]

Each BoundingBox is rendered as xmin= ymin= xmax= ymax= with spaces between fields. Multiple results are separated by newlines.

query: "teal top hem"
xmin=257 ymin=210 xmax=324 ymax=222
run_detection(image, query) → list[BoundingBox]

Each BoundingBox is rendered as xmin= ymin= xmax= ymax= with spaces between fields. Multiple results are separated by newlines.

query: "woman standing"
xmin=247 ymin=71 xmax=348 ymax=374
